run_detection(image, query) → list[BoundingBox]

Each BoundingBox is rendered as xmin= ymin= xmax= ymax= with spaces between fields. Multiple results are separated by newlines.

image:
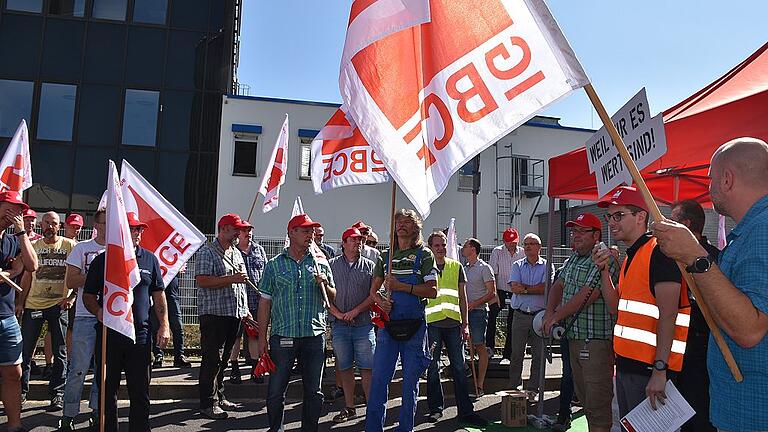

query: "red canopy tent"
xmin=548 ymin=42 xmax=768 ymax=206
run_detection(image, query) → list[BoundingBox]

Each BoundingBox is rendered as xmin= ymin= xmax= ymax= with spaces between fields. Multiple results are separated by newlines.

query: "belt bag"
xmin=384 ymin=319 xmax=422 ymax=341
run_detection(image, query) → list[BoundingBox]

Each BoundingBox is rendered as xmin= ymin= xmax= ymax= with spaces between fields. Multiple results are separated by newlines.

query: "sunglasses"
xmin=365 ymin=240 xmax=378 ymax=247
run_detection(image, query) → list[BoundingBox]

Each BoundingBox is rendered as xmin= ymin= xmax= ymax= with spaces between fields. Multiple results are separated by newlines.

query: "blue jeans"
xmin=365 ymin=320 xmax=432 ymax=432
xmin=21 ymin=305 xmax=68 ymax=397
xmin=426 ymin=324 xmax=474 ymax=418
xmin=0 ymin=315 xmax=22 ymax=365
xmin=267 ymin=334 xmax=325 ymax=432
xmin=331 ymin=323 xmax=375 ymax=370
xmin=63 ymin=315 xmax=99 ymax=418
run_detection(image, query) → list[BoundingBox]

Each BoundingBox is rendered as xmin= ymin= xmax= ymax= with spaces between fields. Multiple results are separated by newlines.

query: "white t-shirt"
xmin=65 ymin=239 xmax=106 ymax=318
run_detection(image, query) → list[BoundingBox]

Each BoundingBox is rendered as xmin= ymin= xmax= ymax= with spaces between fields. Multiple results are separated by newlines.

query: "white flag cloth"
xmin=259 ymin=114 xmax=289 ymax=213
xmin=120 ymin=160 xmax=206 ymax=285
xmin=311 ymin=108 xmax=389 ymax=194
xmin=285 ymin=196 xmax=305 ymax=248
xmin=0 ymin=119 xmax=32 ymax=192
xmin=339 ymin=0 xmax=589 ymax=217
xmin=104 ymin=160 xmax=140 ymax=342
xmin=446 ymin=217 xmax=458 ymax=261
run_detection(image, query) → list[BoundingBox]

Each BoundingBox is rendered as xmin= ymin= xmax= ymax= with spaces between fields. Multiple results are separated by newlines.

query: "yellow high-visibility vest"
xmin=426 ymin=258 xmax=462 ymax=324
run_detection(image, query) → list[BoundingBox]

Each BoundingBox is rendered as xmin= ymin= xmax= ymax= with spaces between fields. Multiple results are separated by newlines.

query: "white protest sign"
xmin=586 ymin=88 xmax=649 ymax=173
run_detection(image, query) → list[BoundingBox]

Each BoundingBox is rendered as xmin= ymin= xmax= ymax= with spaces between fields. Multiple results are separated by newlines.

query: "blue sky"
xmin=237 ymin=1 xmax=767 ymax=129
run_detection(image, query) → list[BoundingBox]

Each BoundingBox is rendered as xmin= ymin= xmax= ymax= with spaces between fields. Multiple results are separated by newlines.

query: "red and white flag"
xmin=120 ymin=160 xmax=206 ymax=285
xmin=0 ymin=119 xmax=32 ymax=192
xmin=339 ymin=0 xmax=589 ymax=216
xmin=104 ymin=160 xmax=140 ymax=342
xmin=285 ymin=196 xmax=305 ymax=248
xmin=259 ymin=114 xmax=289 ymax=213
xmin=311 ymin=108 xmax=389 ymax=194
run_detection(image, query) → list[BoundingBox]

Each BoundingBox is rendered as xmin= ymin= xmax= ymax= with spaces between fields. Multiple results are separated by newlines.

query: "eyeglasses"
xmin=604 ymin=211 xmax=637 ymax=222
xmin=365 ymin=240 xmax=378 ymax=247
xmin=570 ymin=228 xmax=596 ymax=235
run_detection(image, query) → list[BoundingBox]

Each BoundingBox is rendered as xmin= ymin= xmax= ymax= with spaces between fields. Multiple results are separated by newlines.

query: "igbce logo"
xmin=351 ymin=0 xmax=546 ymax=170
xmin=320 ymin=126 xmax=387 ymax=182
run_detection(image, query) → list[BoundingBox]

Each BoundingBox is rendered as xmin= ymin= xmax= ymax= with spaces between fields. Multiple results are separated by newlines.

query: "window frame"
xmin=232 ymin=133 xmax=259 ymax=177
xmin=121 ymin=88 xmax=160 ymax=147
xmin=298 ymin=136 xmax=312 ymax=181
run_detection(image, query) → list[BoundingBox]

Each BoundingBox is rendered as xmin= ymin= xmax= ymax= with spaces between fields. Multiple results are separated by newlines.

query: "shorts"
xmin=0 ymin=315 xmax=23 ymax=366
xmin=468 ymin=308 xmax=488 ymax=346
xmin=569 ymin=339 xmax=615 ymax=428
xmin=331 ymin=323 xmax=376 ymax=370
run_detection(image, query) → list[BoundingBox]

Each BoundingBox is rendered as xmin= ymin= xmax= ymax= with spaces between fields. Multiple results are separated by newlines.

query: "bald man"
xmin=653 ymin=137 xmax=768 ymax=432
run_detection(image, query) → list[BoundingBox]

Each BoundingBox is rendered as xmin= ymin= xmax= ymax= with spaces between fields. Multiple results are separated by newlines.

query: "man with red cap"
xmin=0 ymin=191 xmax=38 ymax=432
xmin=195 ymin=213 xmax=250 ymax=420
xmin=63 ymin=213 xmax=83 ymax=241
xmin=327 ymin=227 xmax=375 ymax=423
xmin=22 ymin=209 xmax=42 ymax=241
xmin=542 ymin=212 xmax=619 ymax=432
xmin=488 ymin=227 xmax=525 ymax=360
xmin=257 ymin=214 xmax=335 ymax=432
xmin=352 ymin=220 xmax=381 ymax=263
xmin=82 ymin=212 xmax=169 ymax=432
xmin=592 ymin=186 xmax=687 ymax=419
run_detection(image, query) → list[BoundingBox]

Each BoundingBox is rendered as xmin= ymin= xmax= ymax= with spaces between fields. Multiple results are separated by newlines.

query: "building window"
xmin=38 ymin=83 xmax=76 ymax=141
xmin=48 ymin=0 xmax=85 ymax=17
xmin=0 ymin=79 xmax=33 ymax=137
xmin=6 ymin=0 xmax=43 ymax=13
xmin=133 ymin=0 xmax=167 ymax=24
xmin=92 ymin=0 xmax=126 ymax=21
xmin=122 ymin=89 xmax=159 ymax=147
xmin=233 ymin=138 xmax=258 ymax=176
xmin=299 ymin=137 xmax=312 ymax=180
xmin=458 ymin=156 xmax=480 ymax=192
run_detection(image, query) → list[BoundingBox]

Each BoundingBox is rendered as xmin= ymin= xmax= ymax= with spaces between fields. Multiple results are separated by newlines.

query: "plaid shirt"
xmin=240 ymin=241 xmax=267 ymax=311
xmin=260 ymin=248 xmax=335 ymax=338
xmin=558 ymin=251 xmax=619 ymax=340
xmin=195 ymin=240 xmax=249 ymax=318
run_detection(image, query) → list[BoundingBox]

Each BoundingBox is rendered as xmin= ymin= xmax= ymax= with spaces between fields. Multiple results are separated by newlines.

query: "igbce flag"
xmin=340 ymin=0 xmax=589 ymax=217
xmin=120 ymin=160 xmax=205 ymax=285
xmin=0 ymin=120 xmax=32 ymax=192
xmin=104 ymin=160 xmax=140 ymax=342
xmin=311 ymin=108 xmax=389 ymax=194
xmin=259 ymin=114 xmax=289 ymax=213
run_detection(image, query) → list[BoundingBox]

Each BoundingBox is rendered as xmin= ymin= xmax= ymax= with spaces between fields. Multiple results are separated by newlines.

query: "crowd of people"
xmin=1 ymin=137 xmax=767 ymax=432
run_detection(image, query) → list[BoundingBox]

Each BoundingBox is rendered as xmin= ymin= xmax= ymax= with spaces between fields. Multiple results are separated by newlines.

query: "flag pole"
xmin=583 ymin=83 xmax=743 ymax=382
xmin=245 ymin=192 xmax=259 ymax=222
xmin=99 ymin=322 xmax=106 ymax=432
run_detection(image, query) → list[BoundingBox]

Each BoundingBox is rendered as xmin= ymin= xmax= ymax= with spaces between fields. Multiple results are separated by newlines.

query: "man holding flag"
xmin=82 ymin=209 xmax=169 ymax=432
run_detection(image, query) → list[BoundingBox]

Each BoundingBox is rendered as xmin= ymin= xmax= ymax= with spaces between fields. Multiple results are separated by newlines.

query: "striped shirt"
xmin=195 ymin=240 xmax=249 ymax=318
xmin=373 ymin=246 xmax=438 ymax=283
xmin=260 ymin=248 xmax=334 ymax=338
xmin=489 ymin=245 xmax=525 ymax=293
xmin=329 ymin=254 xmax=374 ymax=326
xmin=558 ymin=251 xmax=619 ymax=340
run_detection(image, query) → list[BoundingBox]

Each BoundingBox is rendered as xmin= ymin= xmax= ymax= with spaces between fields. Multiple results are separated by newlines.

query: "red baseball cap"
xmin=240 ymin=219 xmax=254 ymax=229
xmin=565 ymin=213 xmax=602 ymax=231
xmin=66 ymin=213 xmax=84 ymax=227
xmin=502 ymin=227 xmax=519 ymax=243
xmin=287 ymin=214 xmax=321 ymax=232
xmin=351 ymin=220 xmax=369 ymax=231
xmin=126 ymin=212 xmax=148 ymax=228
xmin=598 ymin=186 xmax=649 ymax=212
xmin=22 ymin=208 xmax=37 ymax=219
xmin=342 ymin=227 xmax=365 ymax=242
xmin=0 ymin=191 xmax=29 ymax=211
xmin=218 ymin=213 xmax=248 ymax=229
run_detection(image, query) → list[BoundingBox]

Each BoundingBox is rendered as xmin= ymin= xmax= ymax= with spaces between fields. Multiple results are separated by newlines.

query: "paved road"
xmin=7 ymin=392 xmax=567 ymax=431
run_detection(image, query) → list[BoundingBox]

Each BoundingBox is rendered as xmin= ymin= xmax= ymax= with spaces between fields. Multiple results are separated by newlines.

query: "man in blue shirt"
xmin=654 ymin=137 xmax=768 ymax=432
xmin=83 ymin=212 xmax=169 ymax=432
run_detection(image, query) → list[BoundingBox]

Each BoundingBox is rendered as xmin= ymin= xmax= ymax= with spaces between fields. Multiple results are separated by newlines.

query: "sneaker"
xmin=332 ymin=407 xmax=357 ymax=423
xmin=88 ymin=411 xmax=99 ymax=432
xmin=499 ymin=358 xmax=511 ymax=365
xmin=200 ymin=405 xmax=228 ymax=419
xmin=425 ymin=411 xmax=443 ymax=423
xmin=153 ymin=354 xmax=163 ymax=368
xmin=459 ymin=413 xmax=489 ymax=427
xmin=174 ymin=356 xmax=192 ymax=368
xmin=469 ymin=389 xmax=485 ymax=398
xmin=50 ymin=395 xmax=64 ymax=411
xmin=218 ymin=398 xmax=240 ymax=411
xmin=57 ymin=416 xmax=75 ymax=431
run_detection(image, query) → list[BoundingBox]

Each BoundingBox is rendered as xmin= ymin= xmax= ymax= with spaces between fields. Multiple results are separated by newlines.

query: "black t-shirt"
xmin=688 ymin=237 xmax=722 ymax=338
xmin=0 ymin=233 xmax=20 ymax=319
xmin=618 ymin=233 xmax=683 ymax=375
xmin=83 ymin=246 xmax=164 ymax=344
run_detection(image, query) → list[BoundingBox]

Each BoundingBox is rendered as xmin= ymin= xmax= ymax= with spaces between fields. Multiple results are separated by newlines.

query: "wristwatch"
xmin=13 ymin=230 xmax=26 ymax=237
xmin=653 ymin=360 xmax=668 ymax=371
xmin=685 ymin=256 xmax=712 ymax=273
xmin=522 ymin=286 xmax=529 ymax=294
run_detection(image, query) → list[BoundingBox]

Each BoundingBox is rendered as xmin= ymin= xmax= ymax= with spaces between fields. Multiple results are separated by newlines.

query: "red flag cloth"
xmin=259 ymin=114 xmax=289 ymax=213
xmin=243 ymin=317 xmax=259 ymax=339
xmin=253 ymin=352 xmax=276 ymax=378
xmin=371 ymin=302 xmax=390 ymax=329
xmin=0 ymin=120 xmax=32 ymax=192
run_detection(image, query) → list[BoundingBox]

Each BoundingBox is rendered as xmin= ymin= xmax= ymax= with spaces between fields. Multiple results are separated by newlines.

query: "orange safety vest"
xmin=613 ymin=237 xmax=691 ymax=372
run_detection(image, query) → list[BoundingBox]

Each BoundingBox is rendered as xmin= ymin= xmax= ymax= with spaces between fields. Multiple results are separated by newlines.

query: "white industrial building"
xmin=217 ymin=94 xmax=598 ymax=245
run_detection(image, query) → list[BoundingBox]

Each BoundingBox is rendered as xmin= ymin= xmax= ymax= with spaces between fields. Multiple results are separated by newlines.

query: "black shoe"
xmin=57 ymin=416 xmax=75 ymax=431
xmin=552 ymin=410 xmax=571 ymax=431
xmin=174 ymin=356 xmax=192 ymax=368
xmin=50 ymin=395 xmax=64 ymax=411
xmin=230 ymin=361 xmax=242 ymax=384
xmin=425 ymin=411 xmax=443 ymax=423
xmin=153 ymin=354 xmax=163 ymax=368
xmin=459 ymin=413 xmax=488 ymax=427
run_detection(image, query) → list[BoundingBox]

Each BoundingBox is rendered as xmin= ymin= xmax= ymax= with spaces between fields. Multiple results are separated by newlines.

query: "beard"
xmin=43 ymin=228 xmax=56 ymax=239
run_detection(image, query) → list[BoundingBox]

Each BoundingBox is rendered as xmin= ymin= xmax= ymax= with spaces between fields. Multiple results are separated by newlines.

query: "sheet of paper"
xmin=619 ymin=380 xmax=695 ymax=432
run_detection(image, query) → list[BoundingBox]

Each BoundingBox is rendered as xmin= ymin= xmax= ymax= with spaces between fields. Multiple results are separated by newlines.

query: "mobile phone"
xmin=598 ymin=241 xmax=608 ymax=251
